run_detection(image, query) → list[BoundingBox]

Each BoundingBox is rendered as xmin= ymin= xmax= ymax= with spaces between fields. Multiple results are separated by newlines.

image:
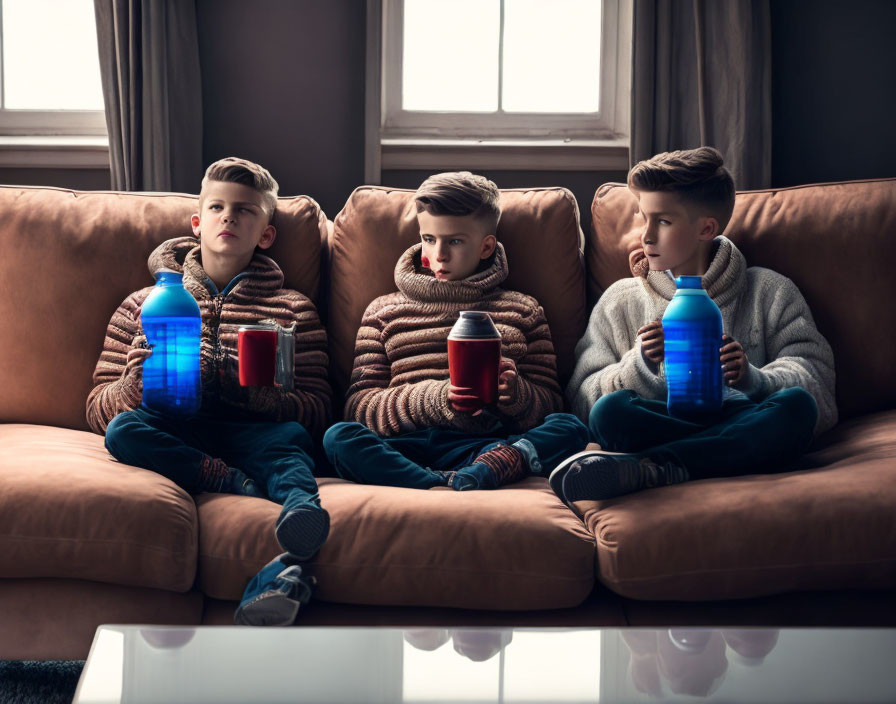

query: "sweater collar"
xmin=147 ymin=236 xmax=284 ymax=300
xmin=394 ymin=242 xmax=509 ymax=303
xmin=641 ymin=236 xmax=746 ymax=308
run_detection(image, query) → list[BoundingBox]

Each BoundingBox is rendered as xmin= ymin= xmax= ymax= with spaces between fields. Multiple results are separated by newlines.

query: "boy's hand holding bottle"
xmin=638 ymin=319 xmax=665 ymax=368
xmin=637 ymin=319 xmax=748 ymax=387
xmin=496 ymin=357 xmax=518 ymax=407
xmin=125 ymin=334 xmax=153 ymax=387
xmin=720 ymin=334 xmax=747 ymax=385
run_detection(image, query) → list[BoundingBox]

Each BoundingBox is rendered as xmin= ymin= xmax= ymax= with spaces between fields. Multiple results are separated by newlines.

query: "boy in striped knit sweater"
xmin=87 ymin=158 xmax=331 ymax=626
xmin=323 ymin=172 xmax=588 ymax=491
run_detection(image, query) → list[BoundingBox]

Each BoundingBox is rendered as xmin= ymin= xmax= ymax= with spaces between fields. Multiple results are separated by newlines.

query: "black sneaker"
xmin=275 ymin=504 xmax=330 ymax=562
xmin=551 ymin=451 xmax=688 ymax=503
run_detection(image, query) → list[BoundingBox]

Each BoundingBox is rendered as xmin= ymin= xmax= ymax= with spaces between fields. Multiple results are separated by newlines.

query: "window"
xmin=0 ymin=0 xmax=107 ymax=167
xmin=368 ymin=0 xmax=631 ymax=177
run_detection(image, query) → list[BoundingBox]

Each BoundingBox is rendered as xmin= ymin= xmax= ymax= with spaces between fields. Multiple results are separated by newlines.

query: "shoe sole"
xmin=234 ymin=592 xmax=301 ymax=627
xmin=548 ymin=450 xmax=626 ymax=505
xmin=275 ymin=506 xmax=330 ymax=562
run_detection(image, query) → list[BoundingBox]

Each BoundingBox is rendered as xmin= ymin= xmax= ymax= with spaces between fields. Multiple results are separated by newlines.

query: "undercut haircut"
xmin=628 ymin=147 xmax=736 ymax=234
xmin=414 ymin=171 xmax=501 ymax=234
xmin=201 ymin=157 xmax=279 ymax=222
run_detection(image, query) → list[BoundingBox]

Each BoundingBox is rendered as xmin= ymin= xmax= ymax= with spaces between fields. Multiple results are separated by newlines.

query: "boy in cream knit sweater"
xmin=324 ymin=172 xmax=588 ymax=491
xmin=552 ymin=147 xmax=836 ymax=504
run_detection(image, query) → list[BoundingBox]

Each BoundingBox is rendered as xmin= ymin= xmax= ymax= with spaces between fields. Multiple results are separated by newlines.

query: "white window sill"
xmin=0 ymin=136 xmax=110 ymax=169
xmin=380 ymin=137 xmax=629 ymax=172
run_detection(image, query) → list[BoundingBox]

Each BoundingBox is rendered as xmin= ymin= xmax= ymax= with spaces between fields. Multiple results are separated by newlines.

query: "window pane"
xmin=502 ymin=0 xmax=601 ymax=113
xmin=402 ymin=0 xmax=499 ymax=112
xmin=2 ymin=0 xmax=104 ymax=110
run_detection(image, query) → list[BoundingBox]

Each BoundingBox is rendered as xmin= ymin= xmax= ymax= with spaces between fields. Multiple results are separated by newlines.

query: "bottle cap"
xmin=448 ymin=311 xmax=500 ymax=340
xmin=675 ymin=275 xmax=704 ymax=289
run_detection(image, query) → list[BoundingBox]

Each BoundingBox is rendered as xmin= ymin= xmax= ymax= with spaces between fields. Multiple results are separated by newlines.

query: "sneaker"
xmin=275 ymin=503 xmax=330 ymax=561
xmin=550 ymin=451 xmax=689 ymax=503
xmin=453 ymin=443 xmax=527 ymax=491
xmin=234 ymin=561 xmax=315 ymax=627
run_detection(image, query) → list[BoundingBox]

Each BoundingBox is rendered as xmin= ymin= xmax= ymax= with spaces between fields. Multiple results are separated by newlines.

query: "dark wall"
xmin=196 ymin=0 xmax=366 ymax=219
xmin=770 ymin=0 xmax=896 ymax=187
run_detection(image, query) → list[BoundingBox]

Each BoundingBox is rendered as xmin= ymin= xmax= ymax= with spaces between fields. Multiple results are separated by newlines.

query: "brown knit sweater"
xmin=345 ymin=242 xmax=563 ymax=437
xmin=86 ymin=236 xmax=332 ymax=437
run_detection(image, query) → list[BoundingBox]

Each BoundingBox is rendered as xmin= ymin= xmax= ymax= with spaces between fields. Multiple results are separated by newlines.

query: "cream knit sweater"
xmin=345 ymin=242 xmax=564 ymax=437
xmin=567 ymin=236 xmax=837 ymax=435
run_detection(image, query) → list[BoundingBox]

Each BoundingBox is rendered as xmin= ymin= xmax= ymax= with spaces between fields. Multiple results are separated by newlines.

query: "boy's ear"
xmin=190 ymin=213 xmax=201 ymax=237
xmin=480 ymin=233 xmax=497 ymax=260
xmin=257 ymin=224 xmax=277 ymax=250
xmin=697 ymin=216 xmax=719 ymax=241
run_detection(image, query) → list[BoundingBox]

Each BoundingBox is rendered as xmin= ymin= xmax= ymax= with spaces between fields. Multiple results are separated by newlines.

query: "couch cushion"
xmin=0 ymin=186 xmax=326 ymax=431
xmin=0 ymin=424 xmax=198 ymax=591
xmin=577 ymin=410 xmax=896 ymax=601
xmin=197 ymin=477 xmax=596 ymax=610
xmin=589 ymin=178 xmax=896 ymax=420
xmin=0 ymin=578 xmax=203 ymax=661
xmin=328 ymin=186 xmax=587 ymax=405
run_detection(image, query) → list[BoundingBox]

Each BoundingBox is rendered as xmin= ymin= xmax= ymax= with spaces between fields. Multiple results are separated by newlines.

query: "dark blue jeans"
xmin=104 ymin=407 xmax=320 ymax=516
xmin=588 ymin=388 xmax=818 ymax=479
xmin=322 ymin=413 xmax=589 ymax=489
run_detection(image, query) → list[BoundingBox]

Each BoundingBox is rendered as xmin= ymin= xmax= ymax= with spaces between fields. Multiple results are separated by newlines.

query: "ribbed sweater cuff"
xmin=734 ymin=362 xmax=769 ymax=400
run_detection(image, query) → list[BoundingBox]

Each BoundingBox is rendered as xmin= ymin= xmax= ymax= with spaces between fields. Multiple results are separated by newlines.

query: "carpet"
xmin=0 ymin=660 xmax=84 ymax=704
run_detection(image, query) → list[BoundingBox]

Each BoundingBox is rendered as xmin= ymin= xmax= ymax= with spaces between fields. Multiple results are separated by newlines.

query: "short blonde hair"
xmin=200 ymin=157 xmax=279 ymax=221
xmin=414 ymin=171 xmax=501 ymax=234
xmin=628 ymin=147 xmax=736 ymax=234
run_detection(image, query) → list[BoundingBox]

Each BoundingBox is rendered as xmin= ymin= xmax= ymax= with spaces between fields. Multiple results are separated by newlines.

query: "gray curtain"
xmin=631 ymin=0 xmax=772 ymax=189
xmin=94 ymin=0 xmax=203 ymax=192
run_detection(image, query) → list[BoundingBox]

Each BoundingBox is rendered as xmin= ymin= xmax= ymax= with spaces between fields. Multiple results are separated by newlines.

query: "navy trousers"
xmin=588 ymin=388 xmax=818 ymax=479
xmin=104 ymin=407 xmax=321 ymax=515
xmin=322 ymin=413 xmax=589 ymax=489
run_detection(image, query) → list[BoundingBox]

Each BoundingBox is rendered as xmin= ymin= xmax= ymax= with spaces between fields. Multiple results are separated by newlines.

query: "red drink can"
xmin=238 ymin=324 xmax=278 ymax=386
xmin=448 ymin=311 xmax=502 ymax=409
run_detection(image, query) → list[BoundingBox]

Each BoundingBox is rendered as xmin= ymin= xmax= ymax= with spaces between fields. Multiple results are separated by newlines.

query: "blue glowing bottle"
xmin=140 ymin=270 xmax=201 ymax=416
xmin=662 ymin=275 xmax=723 ymax=419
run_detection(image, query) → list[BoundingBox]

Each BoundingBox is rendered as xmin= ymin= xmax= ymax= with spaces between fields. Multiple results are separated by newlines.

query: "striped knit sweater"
xmin=567 ymin=236 xmax=837 ymax=435
xmin=86 ymin=236 xmax=332 ymax=437
xmin=345 ymin=242 xmax=564 ymax=437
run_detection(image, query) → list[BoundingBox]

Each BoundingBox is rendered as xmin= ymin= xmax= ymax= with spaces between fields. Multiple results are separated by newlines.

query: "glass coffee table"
xmin=73 ymin=625 xmax=896 ymax=703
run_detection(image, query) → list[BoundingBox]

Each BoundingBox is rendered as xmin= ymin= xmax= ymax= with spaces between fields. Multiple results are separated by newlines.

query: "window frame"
xmin=367 ymin=0 xmax=631 ymax=180
xmin=381 ymin=0 xmax=623 ymax=140
xmin=0 ymin=0 xmax=108 ymax=168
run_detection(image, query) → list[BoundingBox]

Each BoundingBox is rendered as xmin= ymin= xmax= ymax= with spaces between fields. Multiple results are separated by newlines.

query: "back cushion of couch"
xmin=588 ymin=178 xmax=896 ymax=420
xmin=328 ymin=186 xmax=587 ymax=407
xmin=0 ymin=186 xmax=326 ymax=431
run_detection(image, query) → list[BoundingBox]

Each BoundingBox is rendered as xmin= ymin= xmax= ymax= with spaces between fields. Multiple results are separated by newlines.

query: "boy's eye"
xmin=210 ymin=204 xmax=222 ymax=210
xmin=659 ymin=219 xmax=671 ymax=226
xmin=449 ymin=239 xmax=463 ymax=245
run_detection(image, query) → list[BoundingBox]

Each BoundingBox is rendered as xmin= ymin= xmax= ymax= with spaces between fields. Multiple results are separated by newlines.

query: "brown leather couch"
xmin=1 ymin=179 xmax=894 ymax=661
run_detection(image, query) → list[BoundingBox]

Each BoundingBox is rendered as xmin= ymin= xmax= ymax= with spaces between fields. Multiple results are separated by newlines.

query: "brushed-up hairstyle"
xmin=414 ymin=171 xmax=502 ymax=234
xmin=628 ymin=147 xmax=736 ymax=234
xmin=201 ymin=157 xmax=279 ymax=222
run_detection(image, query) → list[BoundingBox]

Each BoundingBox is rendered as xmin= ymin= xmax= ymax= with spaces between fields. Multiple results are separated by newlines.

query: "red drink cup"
xmin=238 ymin=325 xmax=278 ymax=386
xmin=448 ymin=311 xmax=501 ymax=409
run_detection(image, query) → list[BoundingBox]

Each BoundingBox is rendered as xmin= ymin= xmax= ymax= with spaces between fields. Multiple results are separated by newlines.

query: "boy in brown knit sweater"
xmin=87 ymin=157 xmax=331 ymax=626
xmin=323 ymin=172 xmax=588 ymax=490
